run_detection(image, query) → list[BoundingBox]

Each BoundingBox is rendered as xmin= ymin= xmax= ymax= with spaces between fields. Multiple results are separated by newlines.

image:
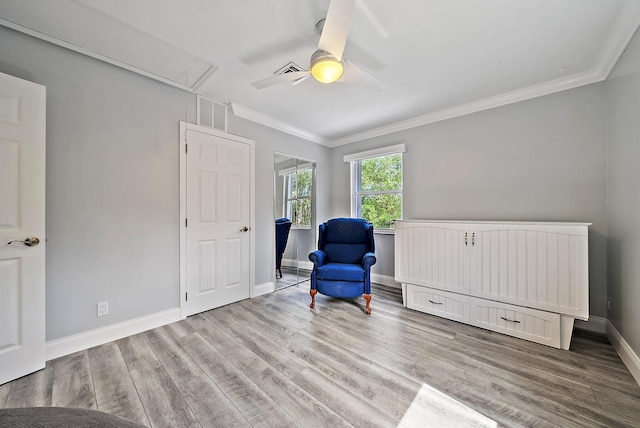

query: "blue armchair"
xmin=308 ymin=218 xmax=376 ymax=314
xmin=275 ymin=218 xmax=292 ymax=278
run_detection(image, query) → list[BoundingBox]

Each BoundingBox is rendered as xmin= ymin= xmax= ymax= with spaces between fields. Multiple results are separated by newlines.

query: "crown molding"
xmin=230 ymin=103 xmax=329 ymax=145
xmin=231 ymin=60 xmax=626 ymax=149
xmin=230 ymin=61 xmax=609 ymax=147
xmin=0 ymin=18 xmax=219 ymax=93
xmin=327 ymin=5 xmax=640 ymax=147
xmin=235 ymin=3 xmax=640 ymax=148
xmin=594 ymin=0 xmax=640 ymax=79
xmin=328 ymin=70 xmax=604 ymax=147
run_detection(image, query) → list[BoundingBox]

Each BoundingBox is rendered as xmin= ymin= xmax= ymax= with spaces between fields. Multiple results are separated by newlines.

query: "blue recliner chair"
xmin=275 ymin=218 xmax=293 ymax=278
xmin=308 ymin=218 xmax=376 ymax=314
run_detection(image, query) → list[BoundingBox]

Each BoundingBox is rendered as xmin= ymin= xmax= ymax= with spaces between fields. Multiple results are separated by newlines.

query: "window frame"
xmin=345 ymin=144 xmax=406 ymax=233
xmin=282 ymin=165 xmax=313 ymax=229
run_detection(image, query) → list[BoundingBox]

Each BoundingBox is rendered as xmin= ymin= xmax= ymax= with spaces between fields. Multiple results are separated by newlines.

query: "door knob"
xmin=8 ymin=236 xmax=41 ymax=247
xmin=240 ymin=226 xmax=249 ymax=232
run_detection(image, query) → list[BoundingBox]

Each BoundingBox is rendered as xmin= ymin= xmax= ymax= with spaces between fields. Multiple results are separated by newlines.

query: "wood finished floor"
xmin=1 ymin=284 xmax=639 ymax=427
xmin=275 ymin=267 xmax=310 ymax=290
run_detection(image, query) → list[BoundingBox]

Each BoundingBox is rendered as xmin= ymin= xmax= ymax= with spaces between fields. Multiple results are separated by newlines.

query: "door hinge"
xmin=185 ymin=143 xmax=188 ymax=154
xmin=185 ymin=292 xmax=188 ymax=302
xmin=185 ymin=218 xmax=188 ymax=227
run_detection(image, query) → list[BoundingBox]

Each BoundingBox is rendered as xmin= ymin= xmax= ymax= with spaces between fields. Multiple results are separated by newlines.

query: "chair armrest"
xmin=309 ymin=250 xmax=327 ymax=267
xmin=362 ymin=252 xmax=377 ymax=269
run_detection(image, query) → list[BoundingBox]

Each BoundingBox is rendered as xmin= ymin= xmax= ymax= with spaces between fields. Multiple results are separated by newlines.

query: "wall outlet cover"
xmin=97 ymin=301 xmax=109 ymax=317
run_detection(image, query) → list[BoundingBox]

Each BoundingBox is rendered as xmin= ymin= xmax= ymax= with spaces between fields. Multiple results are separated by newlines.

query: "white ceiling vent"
xmin=197 ymin=95 xmax=227 ymax=132
xmin=275 ymin=62 xmax=305 ymax=75
xmin=274 ymin=62 xmax=308 ymax=85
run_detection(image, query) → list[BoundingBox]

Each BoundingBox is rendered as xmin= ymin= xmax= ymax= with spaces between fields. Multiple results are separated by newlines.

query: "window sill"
xmin=291 ymin=225 xmax=311 ymax=230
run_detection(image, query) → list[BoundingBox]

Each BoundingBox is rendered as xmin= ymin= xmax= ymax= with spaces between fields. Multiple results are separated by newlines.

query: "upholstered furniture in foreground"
xmin=0 ymin=407 xmax=147 ymax=427
xmin=308 ymin=218 xmax=376 ymax=313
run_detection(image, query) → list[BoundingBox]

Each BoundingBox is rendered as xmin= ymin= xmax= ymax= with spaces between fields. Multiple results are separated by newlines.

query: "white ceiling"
xmin=1 ymin=0 xmax=639 ymax=147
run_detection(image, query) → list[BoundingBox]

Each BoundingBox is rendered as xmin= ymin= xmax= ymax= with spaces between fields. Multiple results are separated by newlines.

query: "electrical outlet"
xmin=97 ymin=301 xmax=109 ymax=317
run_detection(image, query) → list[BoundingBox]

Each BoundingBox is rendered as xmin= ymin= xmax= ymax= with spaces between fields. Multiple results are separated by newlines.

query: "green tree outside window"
xmin=353 ymin=153 xmax=402 ymax=229
xmin=287 ymin=169 xmax=312 ymax=227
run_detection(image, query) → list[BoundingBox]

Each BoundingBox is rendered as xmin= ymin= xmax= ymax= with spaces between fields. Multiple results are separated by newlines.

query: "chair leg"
xmin=310 ymin=289 xmax=317 ymax=309
xmin=278 ymin=267 xmax=282 ymax=279
xmin=363 ymin=293 xmax=372 ymax=314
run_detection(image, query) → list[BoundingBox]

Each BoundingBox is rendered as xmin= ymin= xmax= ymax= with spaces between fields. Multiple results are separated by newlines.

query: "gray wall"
xmin=0 ymin=26 xmax=192 ymax=340
xmin=331 ymin=84 xmax=609 ymax=318
xmin=0 ymin=26 xmax=330 ymax=341
xmin=605 ymin=27 xmax=640 ymax=354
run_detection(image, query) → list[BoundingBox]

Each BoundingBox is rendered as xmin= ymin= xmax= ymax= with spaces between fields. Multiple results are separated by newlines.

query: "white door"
xmin=183 ymin=124 xmax=252 ymax=316
xmin=0 ymin=72 xmax=46 ymax=385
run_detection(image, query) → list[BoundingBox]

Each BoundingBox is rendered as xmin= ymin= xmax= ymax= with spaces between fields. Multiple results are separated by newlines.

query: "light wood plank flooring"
xmin=275 ymin=267 xmax=310 ymax=290
xmin=1 ymin=284 xmax=639 ymax=427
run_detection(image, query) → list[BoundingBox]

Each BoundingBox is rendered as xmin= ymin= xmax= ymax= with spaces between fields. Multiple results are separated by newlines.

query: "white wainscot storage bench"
xmin=394 ymin=220 xmax=591 ymax=349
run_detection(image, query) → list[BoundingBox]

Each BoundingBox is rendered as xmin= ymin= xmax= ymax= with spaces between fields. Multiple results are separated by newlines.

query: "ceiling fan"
xmin=251 ymin=0 xmax=385 ymax=90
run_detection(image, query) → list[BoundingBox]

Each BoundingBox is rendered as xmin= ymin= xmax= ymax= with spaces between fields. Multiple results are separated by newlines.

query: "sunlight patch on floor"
xmin=398 ymin=383 xmax=497 ymax=427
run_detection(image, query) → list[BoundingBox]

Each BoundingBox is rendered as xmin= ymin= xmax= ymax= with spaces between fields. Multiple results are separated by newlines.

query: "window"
xmin=284 ymin=167 xmax=312 ymax=228
xmin=345 ymin=144 xmax=405 ymax=230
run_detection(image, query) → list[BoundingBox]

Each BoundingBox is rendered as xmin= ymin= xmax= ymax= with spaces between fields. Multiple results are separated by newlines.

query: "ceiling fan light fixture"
xmin=310 ymin=50 xmax=344 ymax=84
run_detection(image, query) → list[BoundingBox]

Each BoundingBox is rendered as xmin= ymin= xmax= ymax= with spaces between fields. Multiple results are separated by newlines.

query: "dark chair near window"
xmin=308 ymin=218 xmax=376 ymax=314
xmin=275 ymin=217 xmax=293 ymax=278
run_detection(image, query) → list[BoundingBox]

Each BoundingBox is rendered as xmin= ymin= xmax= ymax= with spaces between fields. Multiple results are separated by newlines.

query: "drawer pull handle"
xmin=500 ymin=316 xmax=521 ymax=324
xmin=428 ymin=300 xmax=443 ymax=305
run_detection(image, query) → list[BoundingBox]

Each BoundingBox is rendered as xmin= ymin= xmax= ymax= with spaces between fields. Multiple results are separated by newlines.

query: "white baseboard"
xmin=46 ymin=281 xmax=278 ymax=362
xmin=372 ymin=273 xmax=401 ymax=289
xmin=606 ymin=321 xmax=640 ymax=385
xmin=282 ymin=259 xmax=313 ymax=271
xmin=45 ymin=308 xmax=181 ymax=361
xmin=574 ymin=316 xmax=607 ymax=334
xmin=253 ymin=281 xmax=274 ymax=297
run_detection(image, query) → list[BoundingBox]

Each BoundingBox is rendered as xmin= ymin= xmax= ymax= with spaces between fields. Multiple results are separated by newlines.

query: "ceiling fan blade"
xmin=343 ymin=40 xmax=385 ymax=72
xmin=317 ymin=0 xmax=355 ymax=61
xmin=289 ymin=74 xmax=312 ymax=86
xmin=355 ymin=0 xmax=389 ymax=38
xmin=251 ymin=71 xmax=310 ymax=89
xmin=339 ymin=60 xmax=387 ymax=91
